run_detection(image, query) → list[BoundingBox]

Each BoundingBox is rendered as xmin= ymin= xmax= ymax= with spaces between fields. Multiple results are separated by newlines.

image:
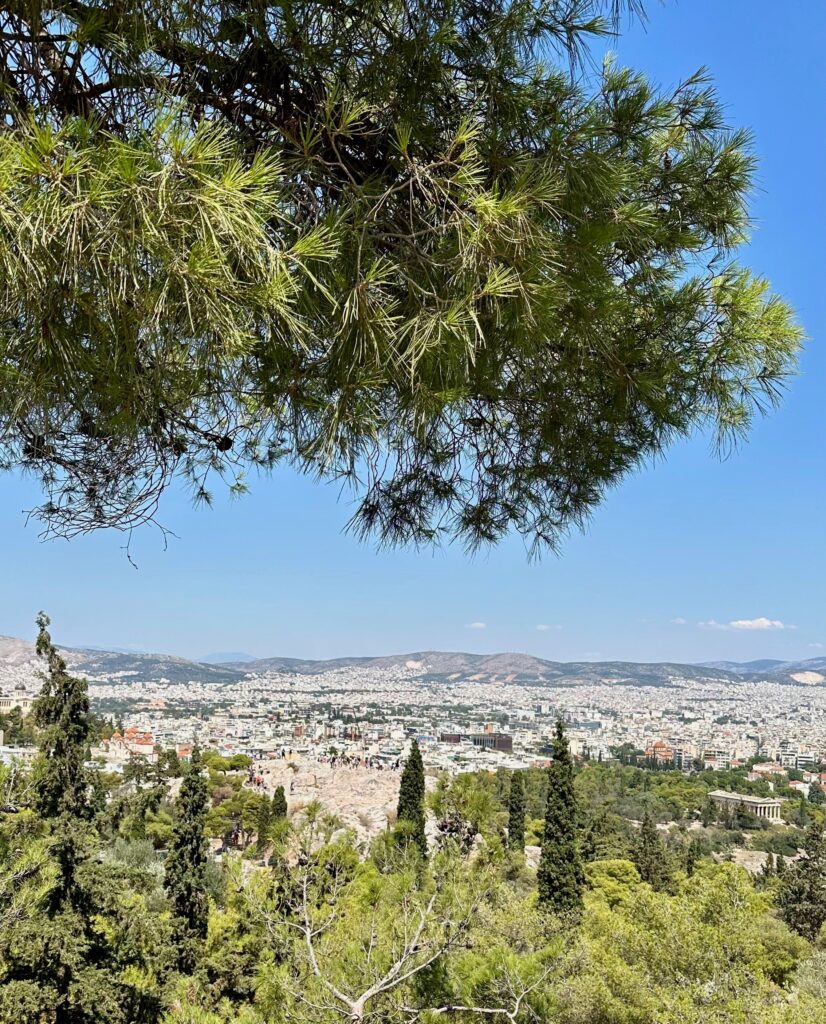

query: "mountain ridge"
xmin=2 ymin=636 xmax=825 ymax=688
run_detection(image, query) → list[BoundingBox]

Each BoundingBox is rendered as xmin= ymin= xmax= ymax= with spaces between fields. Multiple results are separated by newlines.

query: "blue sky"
xmin=2 ymin=0 xmax=824 ymax=663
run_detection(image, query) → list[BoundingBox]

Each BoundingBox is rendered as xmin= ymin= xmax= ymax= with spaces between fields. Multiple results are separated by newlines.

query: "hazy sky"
xmin=2 ymin=0 xmax=824 ymax=663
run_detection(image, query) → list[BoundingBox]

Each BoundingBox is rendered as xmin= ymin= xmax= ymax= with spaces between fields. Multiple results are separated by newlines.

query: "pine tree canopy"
xmin=0 ymin=1 xmax=802 ymax=550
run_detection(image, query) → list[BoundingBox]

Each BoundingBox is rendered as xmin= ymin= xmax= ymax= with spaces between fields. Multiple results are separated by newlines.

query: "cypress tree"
xmin=165 ymin=747 xmax=210 ymax=972
xmin=685 ymin=838 xmax=702 ymax=878
xmin=271 ymin=785 xmax=288 ymax=820
xmin=778 ymin=820 xmax=826 ymax=940
xmin=507 ymin=771 xmax=526 ymax=852
xmin=32 ymin=611 xmax=95 ymax=826
xmin=397 ymin=739 xmax=427 ymax=855
xmin=30 ymin=612 xmax=101 ymax=918
xmin=635 ymin=811 xmax=671 ymax=891
xmin=256 ymin=795 xmax=272 ymax=852
xmin=0 ymin=614 xmax=124 ymax=1022
xmin=537 ymin=721 xmax=583 ymax=913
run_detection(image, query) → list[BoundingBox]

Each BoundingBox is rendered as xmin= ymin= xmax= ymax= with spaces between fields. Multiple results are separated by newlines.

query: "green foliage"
xmin=205 ymin=781 xmax=264 ymax=848
xmin=778 ymin=820 xmax=826 ymax=941
xmin=0 ymin=615 xmax=172 ymax=1023
xmin=0 ymin=809 xmax=57 ymax=932
xmin=165 ymin=748 xmax=210 ymax=971
xmin=271 ymin=785 xmax=288 ymax=821
xmin=633 ymin=812 xmax=674 ymax=892
xmin=580 ymin=806 xmax=634 ymax=862
xmin=537 ymin=721 xmax=584 ymax=914
xmin=255 ymin=795 xmax=272 ymax=853
xmin=154 ymin=748 xmax=183 ymax=779
xmin=31 ymin=612 xmax=97 ymax=825
xmin=2 ymin=711 xmax=826 ymax=1024
xmin=397 ymin=740 xmax=427 ymax=855
xmin=0 ymin=707 xmax=37 ymax=746
xmin=507 ymin=772 xmax=526 ymax=852
xmin=0 ymin=2 xmax=801 ymax=551
xmin=431 ymin=770 xmax=499 ymax=839
xmin=585 ymin=858 xmax=643 ymax=908
xmin=571 ymin=862 xmax=813 ymax=1022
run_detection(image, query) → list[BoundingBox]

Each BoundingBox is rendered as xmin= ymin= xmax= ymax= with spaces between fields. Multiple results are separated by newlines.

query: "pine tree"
xmin=0 ymin=5 xmax=801 ymax=549
xmin=165 ymin=747 xmax=210 ymax=972
xmin=537 ymin=721 xmax=583 ymax=913
xmin=778 ymin=821 xmax=826 ymax=940
xmin=271 ymin=785 xmax=288 ymax=820
xmin=397 ymin=740 xmax=427 ymax=855
xmin=507 ymin=771 xmax=526 ymax=852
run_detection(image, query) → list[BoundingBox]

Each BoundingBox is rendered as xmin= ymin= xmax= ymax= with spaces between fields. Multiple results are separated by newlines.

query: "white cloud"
xmin=729 ymin=617 xmax=788 ymax=631
xmin=536 ymin=624 xmax=563 ymax=632
xmin=699 ymin=617 xmax=787 ymax=632
xmin=808 ymin=642 xmax=824 ymax=649
xmin=465 ymin=621 xmax=487 ymax=630
xmin=670 ymin=617 xmax=687 ymax=625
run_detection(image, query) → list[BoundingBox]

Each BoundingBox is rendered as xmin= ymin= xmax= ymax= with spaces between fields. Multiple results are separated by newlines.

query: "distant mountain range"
xmin=0 ymin=636 xmax=244 ymax=685
xmin=199 ymin=651 xmax=258 ymax=665
xmin=700 ymin=657 xmax=826 ymax=675
xmin=221 ymin=650 xmax=826 ymax=687
xmin=2 ymin=636 xmax=825 ymax=688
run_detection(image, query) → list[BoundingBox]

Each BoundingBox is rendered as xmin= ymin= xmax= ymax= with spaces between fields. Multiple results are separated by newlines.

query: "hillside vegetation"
xmin=1 ymin=621 xmax=825 ymax=1024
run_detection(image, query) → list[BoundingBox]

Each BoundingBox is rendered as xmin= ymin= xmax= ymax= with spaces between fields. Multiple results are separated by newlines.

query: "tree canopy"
xmin=0 ymin=0 xmax=801 ymax=550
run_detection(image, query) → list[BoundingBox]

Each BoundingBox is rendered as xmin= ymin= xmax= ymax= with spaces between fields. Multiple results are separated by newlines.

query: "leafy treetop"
xmin=0 ymin=1 xmax=802 ymax=552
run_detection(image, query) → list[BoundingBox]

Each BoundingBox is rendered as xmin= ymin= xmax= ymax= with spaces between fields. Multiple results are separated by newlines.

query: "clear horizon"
xmin=2 ymin=0 xmax=824 ymax=665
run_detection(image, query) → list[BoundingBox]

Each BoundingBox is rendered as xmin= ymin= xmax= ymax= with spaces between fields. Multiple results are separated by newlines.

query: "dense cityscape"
xmin=3 ymin=646 xmax=826 ymax=783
